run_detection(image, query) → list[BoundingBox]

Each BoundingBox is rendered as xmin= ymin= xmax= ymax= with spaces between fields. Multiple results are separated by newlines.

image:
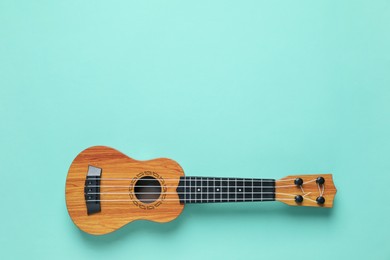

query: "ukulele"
xmin=65 ymin=146 xmax=337 ymax=235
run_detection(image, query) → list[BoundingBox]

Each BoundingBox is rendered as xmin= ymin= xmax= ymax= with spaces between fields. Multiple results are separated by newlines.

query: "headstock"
xmin=275 ymin=174 xmax=337 ymax=208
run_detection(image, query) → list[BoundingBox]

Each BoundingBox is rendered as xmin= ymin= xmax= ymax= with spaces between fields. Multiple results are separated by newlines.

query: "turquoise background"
xmin=1 ymin=1 xmax=389 ymax=259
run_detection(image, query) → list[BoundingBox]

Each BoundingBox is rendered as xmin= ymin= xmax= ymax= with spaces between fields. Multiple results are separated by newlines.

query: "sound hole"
xmin=134 ymin=176 xmax=161 ymax=204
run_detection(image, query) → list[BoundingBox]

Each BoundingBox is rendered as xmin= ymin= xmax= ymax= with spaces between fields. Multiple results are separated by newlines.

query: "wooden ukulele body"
xmin=66 ymin=146 xmax=337 ymax=235
xmin=65 ymin=146 xmax=185 ymax=235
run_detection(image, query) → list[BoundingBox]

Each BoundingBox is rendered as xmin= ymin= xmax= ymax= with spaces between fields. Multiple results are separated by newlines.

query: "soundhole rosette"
xmin=129 ymin=171 xmax=167 ymax=210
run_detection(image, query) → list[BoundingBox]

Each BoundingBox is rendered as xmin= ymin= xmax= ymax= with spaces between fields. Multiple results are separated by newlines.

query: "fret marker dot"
xmin=197 ymin=188 xmax=200 ymax=191
xmin=217 ymin=189 xmax=220 ymax=191
xmin=239 ymin=189 xmax=242 ymax=192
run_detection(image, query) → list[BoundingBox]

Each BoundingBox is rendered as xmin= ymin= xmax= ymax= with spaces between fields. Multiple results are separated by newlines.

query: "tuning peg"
xmin=316 ymin=176 xmax=325 ymax=185
xmin=294 ymin=178 xmax=303 ymax=186
xmin=295 ymin=195 xmax=303 ymax=203
xmin=316 ymin=196 xmax=325 ymax=205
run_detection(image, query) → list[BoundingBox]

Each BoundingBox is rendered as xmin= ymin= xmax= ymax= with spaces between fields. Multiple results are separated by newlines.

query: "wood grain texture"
xmin=65 ymin=146 xmax=185 ymax=235
xmin=276 ymin=174 xmax=337 ymax=208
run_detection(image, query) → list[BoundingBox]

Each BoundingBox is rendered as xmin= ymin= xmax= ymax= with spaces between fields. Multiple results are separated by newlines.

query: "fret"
xmin=202 ymin=178 xmax=208 ymax=202
xmin=207 ymin=178 xmax=214 ymax=202
xmin=220 ymin=178 xmax=223 ymax=202
xmin=187 ymin=177 xmax=191 ymax=203
xmin=184 ymin=177 xmax=187 ymax=203
xmin=213 ymin=178 xmax=215 ymax=203
xmin=260 ymin=179 xmax=263 ymax=201
xmin=187 ymin=177 xmax=190 ymax=203
xmin=200 ymin=177 xmax=203 ymax=203
xmin=177 ymin=177 xmax=275 ymax=204
xmin=235 ymin=178 xmax=237 ymax=202
xmin=252 ymin=178 xmax=254 ymax=201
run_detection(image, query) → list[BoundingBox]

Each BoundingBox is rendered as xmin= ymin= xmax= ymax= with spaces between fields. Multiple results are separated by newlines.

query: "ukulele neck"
xmin=176 ymin=176 xmax=275 ymax=204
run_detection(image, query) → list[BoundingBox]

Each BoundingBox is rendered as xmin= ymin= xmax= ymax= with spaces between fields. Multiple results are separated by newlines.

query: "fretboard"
xmin=176 ymin=177 xmax=275 ymax=204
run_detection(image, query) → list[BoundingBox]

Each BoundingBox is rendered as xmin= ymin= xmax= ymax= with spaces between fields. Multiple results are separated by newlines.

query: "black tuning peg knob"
xmin=316 ymin=196 xmax=325 ymax=205
xmin=294 ymin=178 xmax=303 ymax=186
xmin=316 ymin=176 xmax=325 ymax=185
xmin=295 ymin=195 xmax=303 ymax=203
